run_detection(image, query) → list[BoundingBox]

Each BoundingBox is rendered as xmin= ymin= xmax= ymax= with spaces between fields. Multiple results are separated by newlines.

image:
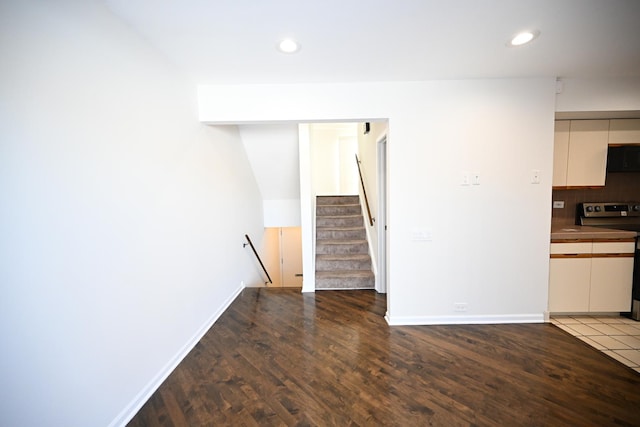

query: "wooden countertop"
xmin=551 ymin=225 xmax=637 ymax=240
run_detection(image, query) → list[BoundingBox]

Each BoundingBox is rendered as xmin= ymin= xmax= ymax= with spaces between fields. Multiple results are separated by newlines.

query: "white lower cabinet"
xmin=548 ymin=240 xmax=635 ymax=313
xmin=589 ymin=257 xmax=635 ymax=312
xmin=549 ymin=258 xmax=591 ymax=312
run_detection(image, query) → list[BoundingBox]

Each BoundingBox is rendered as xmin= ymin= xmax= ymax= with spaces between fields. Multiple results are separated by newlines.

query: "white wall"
xmin=238 ymin=124 xmax=301 ymax=227
xmin=556 ymin=77 xmax=640 ymax=112
xmin=0 ymin=2 xmax=263 ymax=426
xmin=338 ymin=136 xmax=358 ymax=194
xmin=309 ymin=124 xmax=359 ymax=195
xmin=199 ymin=79 xmax=557 ymax=324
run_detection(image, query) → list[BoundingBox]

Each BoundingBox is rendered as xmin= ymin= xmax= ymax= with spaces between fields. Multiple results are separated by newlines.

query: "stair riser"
xmin=315 ymin=276 xmax=374 ymax=289
xmin=316 ymin=243 xmax=369 ymax=255
xmin=316 ymin=205 xmax=362 ymax=216
xmin=316 ymin=258 xmax=372 ymax=271
xmin=316 ymin=217 xmax=363 ymax=228
xmin=317 ymin=196 xmax=359 ymax=206
xmin=316 ymin=229 xmax=366 ymax=240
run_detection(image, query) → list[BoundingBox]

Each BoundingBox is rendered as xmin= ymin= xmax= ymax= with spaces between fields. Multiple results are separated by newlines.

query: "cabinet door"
xmin=553 ymin=121 xmax=570 ymax=187
xmin=549 ymin=258 xmax=591 ymax=312
xmin=589 ymin=257 xmax=634 ymax=312
xmin=609 ymin=119 xmax=640 ymax=145
xmin=566 ymin=120 xmax=609 ymax=187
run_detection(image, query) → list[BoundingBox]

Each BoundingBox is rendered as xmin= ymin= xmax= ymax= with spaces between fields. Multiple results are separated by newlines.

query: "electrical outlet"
xmin=553 ymin=200 xmax=565 ymax=209
xmin=531 ymin=169 xmax=541 ymax=184
xmin=454 ymin=303 xmax=468 ymax=312
xmin=461 ymin=171 xmax=470 ymax=186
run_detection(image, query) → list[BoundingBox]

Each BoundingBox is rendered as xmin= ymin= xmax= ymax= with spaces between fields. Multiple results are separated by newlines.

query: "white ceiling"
xmin=103 ymin=0 xmax=640 ymax=84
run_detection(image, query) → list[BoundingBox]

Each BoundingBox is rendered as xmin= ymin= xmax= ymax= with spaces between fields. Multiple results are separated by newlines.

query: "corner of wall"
xmin=110 ymin=284 xmax=244 ymax=427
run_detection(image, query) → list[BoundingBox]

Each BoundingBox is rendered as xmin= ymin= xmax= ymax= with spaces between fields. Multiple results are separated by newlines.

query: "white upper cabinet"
xmin=553 ymin=120 xmax=609 ymax=188
xmin=566 ymin=120 xmax=609 ymax=187
xmin=609 ymin=119 xmax=640 ymax=145
xmin=552 ymin=121 xmax=570 ymax=187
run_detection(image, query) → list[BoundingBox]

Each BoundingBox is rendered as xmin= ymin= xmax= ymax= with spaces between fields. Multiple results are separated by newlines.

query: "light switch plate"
xmin=553 ymin=200 xmax=565 ymax=209
xmin=411 ymin=229 xmax=433 ymax=241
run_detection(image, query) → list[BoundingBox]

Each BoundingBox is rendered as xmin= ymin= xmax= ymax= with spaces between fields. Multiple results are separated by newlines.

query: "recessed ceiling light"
xmin=278 ymin=38 xmax=300 ymax=54
xmin=507 ymin=30 xmax=540 ymax=47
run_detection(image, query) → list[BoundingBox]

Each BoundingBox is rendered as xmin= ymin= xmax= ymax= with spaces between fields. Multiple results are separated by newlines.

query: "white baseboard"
xmin=385 ymin=313 xmax=545 ymax=326
xmin=109 ymin=284 xmax=244 ymax=427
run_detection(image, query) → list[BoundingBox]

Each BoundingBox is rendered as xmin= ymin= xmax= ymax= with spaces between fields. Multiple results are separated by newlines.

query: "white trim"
xmin=109 ymin=285 xmax=244 ymax=427
xmin=385 ymin=313 xmax=545 ymax=326
xmin=299 ymin=124 xmax=315 ymax=293
xmin=376 ymin=135 xmax=387 ymax=294
xmin=363 ymin=205 xmax=378 ymax=278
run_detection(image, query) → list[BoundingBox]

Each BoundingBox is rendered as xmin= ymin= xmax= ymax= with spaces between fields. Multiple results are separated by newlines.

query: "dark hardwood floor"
xmin=128 ymin=289 xmax=640 ymax=426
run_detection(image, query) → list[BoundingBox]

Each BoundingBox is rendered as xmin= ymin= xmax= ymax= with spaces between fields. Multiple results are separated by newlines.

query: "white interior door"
xmin=281 ymin=227 xmax=303 ymax=287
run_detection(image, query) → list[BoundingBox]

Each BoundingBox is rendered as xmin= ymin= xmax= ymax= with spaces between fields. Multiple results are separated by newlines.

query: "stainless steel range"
xmin=578 ymin=202 xmax=640 ymax=320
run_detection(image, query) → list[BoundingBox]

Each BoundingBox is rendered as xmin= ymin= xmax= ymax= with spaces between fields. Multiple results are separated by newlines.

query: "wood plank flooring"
xmin=127 ymin=289 xmax=640 ymax=426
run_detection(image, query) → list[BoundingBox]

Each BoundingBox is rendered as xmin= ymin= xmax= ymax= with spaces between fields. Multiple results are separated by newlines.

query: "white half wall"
xmin=0 ymin=2 xmax=263 ymax=426
xmin=199 ymin=79 xmax=557 ymax=325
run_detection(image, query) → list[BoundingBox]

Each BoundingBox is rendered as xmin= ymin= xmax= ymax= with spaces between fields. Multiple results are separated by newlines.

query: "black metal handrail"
xmin=355 ymin=154 xmax=375 ymax=227
xmin=244 ymin=234 xmax=273 ymax=285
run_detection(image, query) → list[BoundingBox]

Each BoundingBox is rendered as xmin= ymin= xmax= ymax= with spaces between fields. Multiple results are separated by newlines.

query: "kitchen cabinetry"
xmin=590 ymin=242 xmax=636 ymax=311
xmin=552 ymin=121 xmax=570 ymax=187
xmin=553 ymin=120 xmax=609 ymax=188
xmin=609 ymin=119 xmax=640 ymax=145
xmin=548 ymin=239 xmax=635 ymax=313
xmin=549 ymin=242 xmax=592 ymax=312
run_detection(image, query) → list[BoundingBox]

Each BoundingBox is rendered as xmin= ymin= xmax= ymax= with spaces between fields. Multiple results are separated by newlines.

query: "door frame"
xmin=376 ymin=135 xmax=388 ymax=294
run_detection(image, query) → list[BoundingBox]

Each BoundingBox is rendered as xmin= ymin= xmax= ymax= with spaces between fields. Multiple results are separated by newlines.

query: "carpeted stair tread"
xmin=316 ymin=205 xmax=362 ymax=216
xmin=316 ymin=239 xmax=367 ymax=244
xmin=316 ymin=270 xmax=374 ymax=278
xmin=316 ymin=253 xmax=372 ymax=271
xmin=316 ymin=195 xmax=359 ymax=205
xmin=316 ymin=226 xmax=365 ymax=231
xmin=315 ymin=195 xmax=374 ymax=290
xmin=316 ymin=215 xmax=364 ymax=228
xmin=316 ymin=226 xmax=366 ymax=240
xmin=316 ymin=214 xmax=363 ymax=219
xmin=317 ymin=254 xmax=370 ymax=260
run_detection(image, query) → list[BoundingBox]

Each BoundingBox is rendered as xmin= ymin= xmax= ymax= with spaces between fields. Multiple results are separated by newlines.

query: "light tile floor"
xmin=551 ymin=315 xmax=640 ymax=374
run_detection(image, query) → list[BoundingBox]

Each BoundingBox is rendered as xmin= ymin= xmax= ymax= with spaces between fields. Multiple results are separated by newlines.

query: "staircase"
xmin=315 ymin=195 xmax=374 ymax=290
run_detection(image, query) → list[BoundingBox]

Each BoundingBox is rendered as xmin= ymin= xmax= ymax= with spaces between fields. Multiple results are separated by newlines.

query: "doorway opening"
xmin=258 ymin=227 xmax=303 ymax=288
xmin=298 ymin=120 xmax=389 ymax=315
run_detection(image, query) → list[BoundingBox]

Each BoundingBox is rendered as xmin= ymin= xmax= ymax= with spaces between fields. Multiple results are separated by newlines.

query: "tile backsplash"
xmin=551 ymin=172 xmax=640 ymax=224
